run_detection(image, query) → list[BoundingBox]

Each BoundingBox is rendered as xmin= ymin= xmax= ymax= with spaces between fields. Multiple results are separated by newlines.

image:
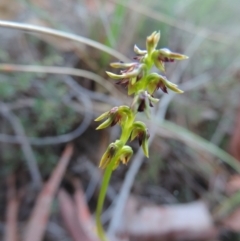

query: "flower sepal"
xmin=110 ymin=62 xmax=137 ymax=69
xmin=130 ymin=121 xmax=149 ymax=157
xmin=157 ymin=48 xmax=189 ymax=61
xmin=134 ymin=45 xmax=147 ymax=55
xmin=152 ymin=48 xmax=188 ymax=72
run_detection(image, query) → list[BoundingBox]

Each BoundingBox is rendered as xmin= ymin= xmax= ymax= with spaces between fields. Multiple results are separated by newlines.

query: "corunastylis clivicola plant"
xmin=95 ymin=31 xmax=188 ymax=241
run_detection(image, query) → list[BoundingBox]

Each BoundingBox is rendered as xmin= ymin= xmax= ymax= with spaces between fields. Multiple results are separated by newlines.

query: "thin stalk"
xmin=96 ymin=158 xmax=116 ymax=241
xmin=96 ymin=115 xmax=135 ymax=240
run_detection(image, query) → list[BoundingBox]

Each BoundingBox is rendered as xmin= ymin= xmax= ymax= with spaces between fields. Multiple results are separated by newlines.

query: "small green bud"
xmin=146 ymin=31 xmax=160 ymax=54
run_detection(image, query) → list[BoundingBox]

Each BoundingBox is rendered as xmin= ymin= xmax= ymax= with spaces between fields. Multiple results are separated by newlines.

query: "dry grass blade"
xmin=5 ymin=175 xmax=19 ymax=241
xmin=23 ymin=144 xmax=73 ymax=241
xmin=0 ymin=20 xmax=129 ymax=62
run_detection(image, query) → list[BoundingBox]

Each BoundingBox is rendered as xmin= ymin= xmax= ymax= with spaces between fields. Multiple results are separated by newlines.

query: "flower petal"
xmin=106 ymin=71 xmax=125 ymax=79
xmin=95 ymin=111 xmax=109 ymax=121
xmin=159 ymin=48 xmax=189 ymax=60
xmin=164 ymin=80 xmax=184 ymax=93
xmin=96 ymin=118 xmax=112 ymax=130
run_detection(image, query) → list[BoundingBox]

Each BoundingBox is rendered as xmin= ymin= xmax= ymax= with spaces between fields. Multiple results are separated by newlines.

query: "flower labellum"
xmin=131 ymin=121 xmax=150 ymax=157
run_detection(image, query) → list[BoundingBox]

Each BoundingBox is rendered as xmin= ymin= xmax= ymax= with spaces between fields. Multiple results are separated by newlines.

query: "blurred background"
xmin=0 ymin=0 xmax=240 ymax=240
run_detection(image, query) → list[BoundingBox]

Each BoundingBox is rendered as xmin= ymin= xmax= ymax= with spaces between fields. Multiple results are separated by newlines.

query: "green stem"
xmin=96 ymin=114 xmax=135 ymax=240
xmin=96 ymin=158 xmax=115 ymax=241
xmin=96 ymin=150 xmax=125 ymax=241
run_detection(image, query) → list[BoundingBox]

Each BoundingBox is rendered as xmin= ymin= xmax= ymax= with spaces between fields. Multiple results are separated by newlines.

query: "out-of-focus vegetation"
xmin=0 ymin=0 xmax=240 ymax=240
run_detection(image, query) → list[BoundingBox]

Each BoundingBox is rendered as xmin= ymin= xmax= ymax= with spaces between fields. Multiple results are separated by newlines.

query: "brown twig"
xmin=73 ymin=179 xmax=99 ymax=241
xmin=58 ymin=189 xmax=98 ymax=241
xmin=23 ymin=144 xmax=73 ymax=241
xmin=5 ymin=175 xmax=19 ymax=241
